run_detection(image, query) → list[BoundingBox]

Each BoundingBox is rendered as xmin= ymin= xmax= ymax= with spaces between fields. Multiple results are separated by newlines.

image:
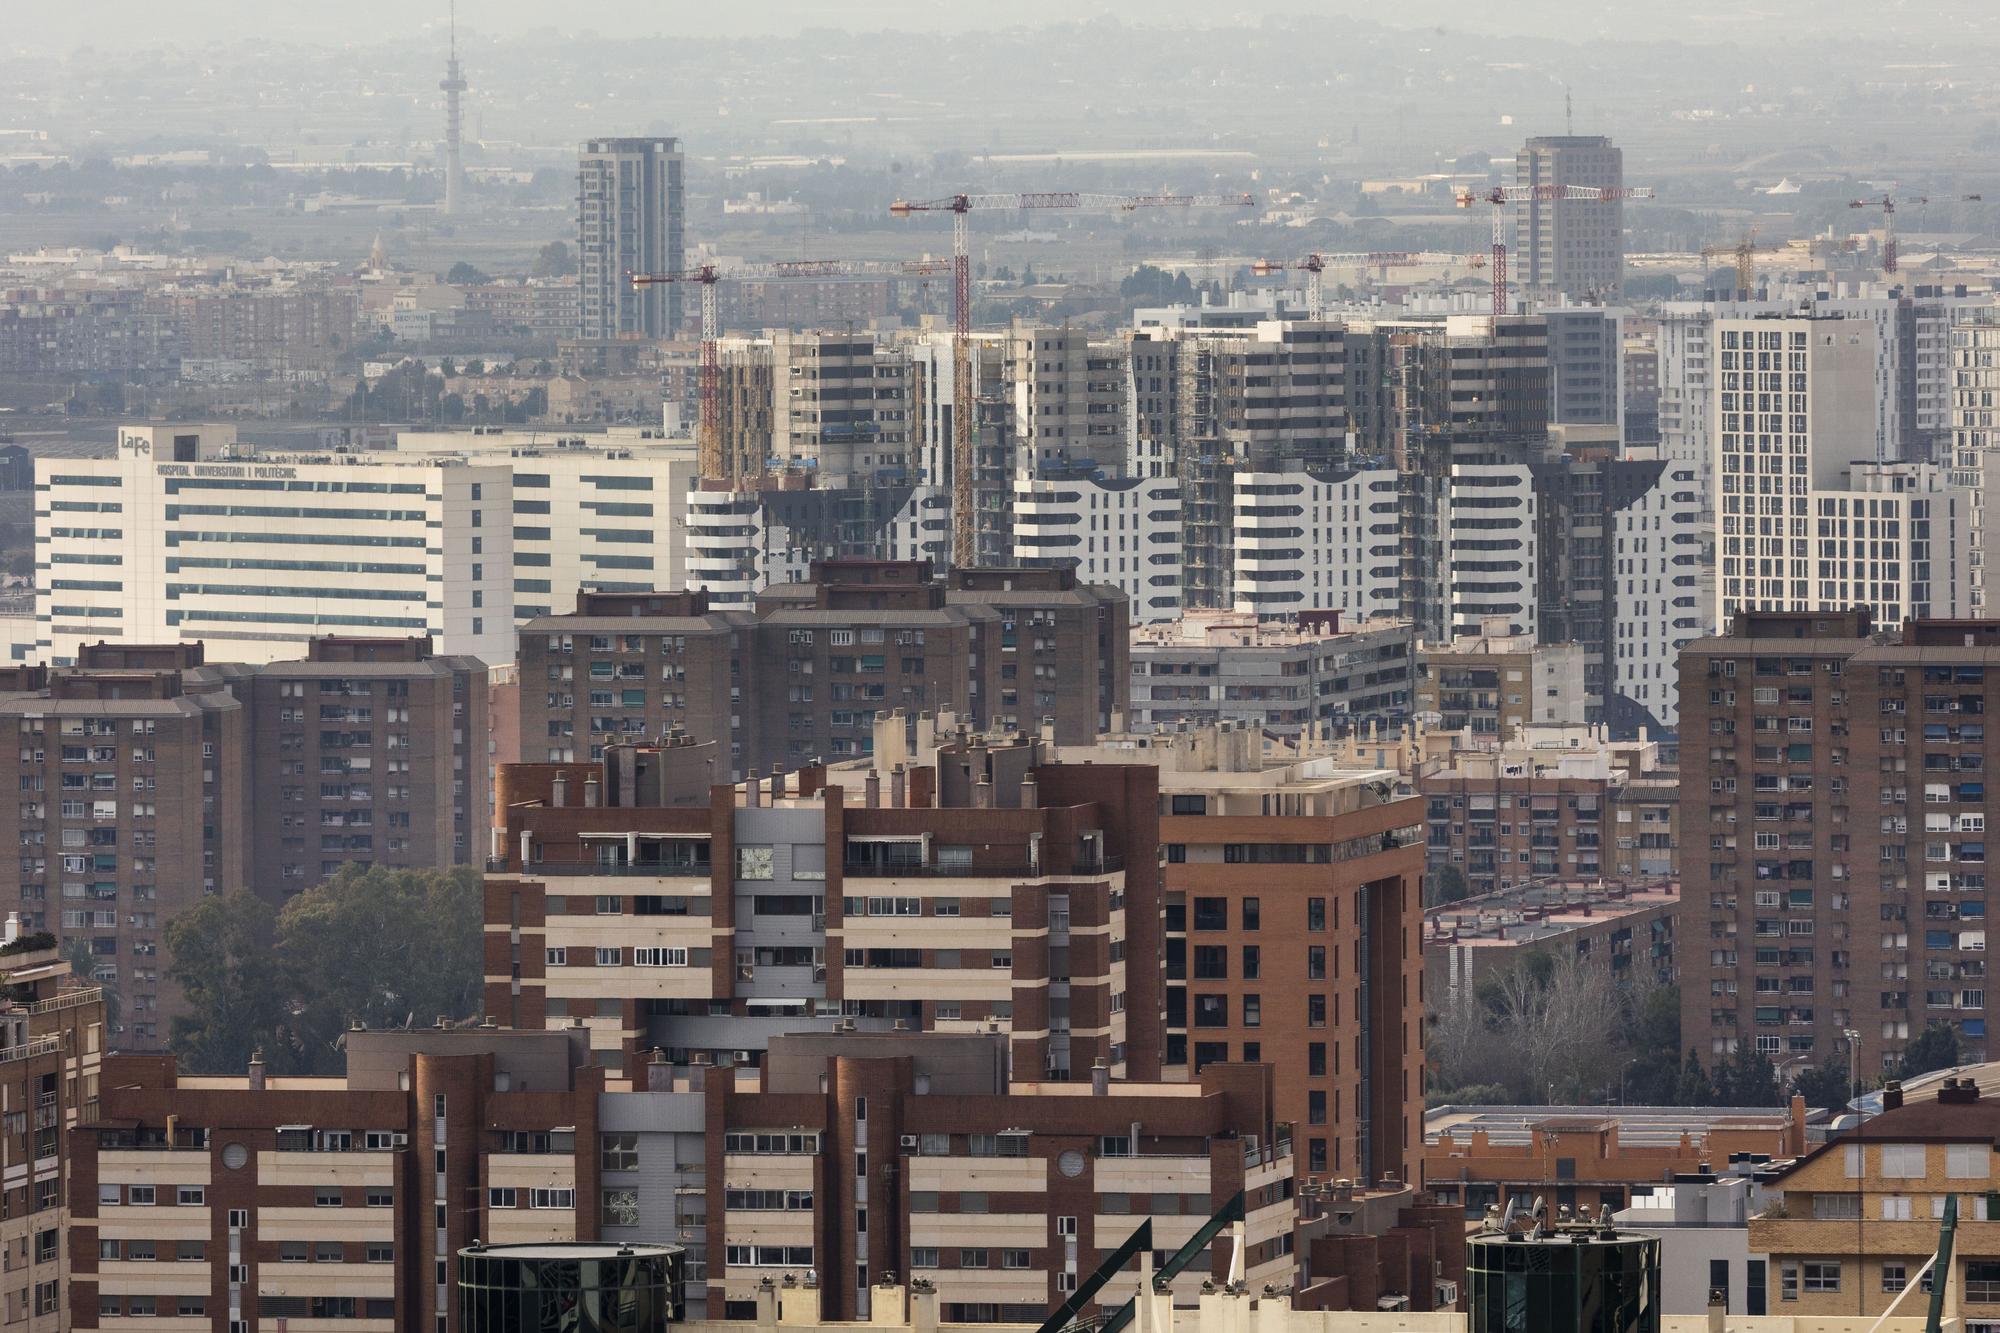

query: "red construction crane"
xmin=1849 ymin=195 xmax=1919 ymax=274
xmin=1251 ymin=251 xmax=1481 ymax=319
xmin=889 ymin=190 xmax=1256 ymax=565
xmin=1455 ymin=184 xmax=1656 ymax=318
xmin=631 ymin=259 xmax=946 ymax=482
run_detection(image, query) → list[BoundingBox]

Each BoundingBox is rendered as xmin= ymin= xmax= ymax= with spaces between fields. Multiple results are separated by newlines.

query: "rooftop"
xmin=1424 ymin=879 xmax=1679 ymax=947
xmin=1427 ymin=1102 xmax=1806 ymax=1149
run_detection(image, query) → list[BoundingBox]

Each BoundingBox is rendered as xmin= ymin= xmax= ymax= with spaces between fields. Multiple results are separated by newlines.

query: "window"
xmin=127 ymin=1185 xmax=156 ymax=1206
xmin=177 ymin=1186 xmax=204 ymax=1205
xmin=1948 ymin=1143 xmax=1989 ymax=1178
xmin=960 ymin=1249 xmax=989 ymax=1269
xmin=367 ymin=1245 xmax=394 ymax=1264
xmin=1242 ymin=897 xmax=1260 ymax=930
xmin=315 ymin=1188 xmax=343 ymax=1207
xmin=602 ymin=1133 xmax=639 ymax=1172
xmin=736 ymin=846 xmax=774 ymax=880
xmin=488 ymin=1188 xmax=517 ymax=1208
xmin=1307 ymin=897 xmax=1326 ymax=931
xmin=530 ymin=1188 xmax=575 ymax=1209
xmin=1883 ymin=1263 xmax=1908 ymax=1294
xmin=1803 ymin=1262 xmax=1841 ymax=1294
xmin=280 ymin=1241 xmax=308 ymax=1263
xmin=1194 ymin=994 xmax=1227 ymax=1027
xmin=365 ymin=1190 xmax=393 ymax=1208
xmin=315 ymin=1242 xmax=343 ymax=1263
xmin=1002 ymin=1250 xmax=1031 ymax=1269
xmin=1881 ymin=1144 xmax=1927 ymax=1177
xmin=545 ymin=947 xmax=567 ymax=967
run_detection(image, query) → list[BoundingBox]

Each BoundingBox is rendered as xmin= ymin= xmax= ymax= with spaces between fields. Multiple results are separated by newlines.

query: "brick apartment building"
xmin=1134 ymin=725 xmax=1426 ymax=1190
xmin=0 ymin=638 xmax=485 ymax=1050
xmin=234 ymin=636 xmax=487 ymax=892
xmin=484 ymin=714 xmax=1161 ymax=1085
xmin=0 ymin=925 xmax=107 ymax=1332
xmin=485 ymin=713 xmax=1426 ymax=1194
xmin=1424 ymin=878 xmax=1679 ymax=1005
xmin=1682 ymin=609 xmax=2000 ymax=1077
xmin=517 ymin=560 xmax=1129 ymax=775
xmin=71 ymin=1028 xmax=603 ymax=1333
xmin=71 ymin=1026 xmax=1298 ymax=1331
xmin=0 ymin=646 xmax=249 ymax=1047
xmin=1420 ymin=723 xmax=1677 ymax=897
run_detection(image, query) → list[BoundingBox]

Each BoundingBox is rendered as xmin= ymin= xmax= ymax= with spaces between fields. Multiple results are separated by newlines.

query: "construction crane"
xmin=1849 ymin=194 xmax=1921 ymax=273
xmin=889 ymin=190 xmax=1256 ymax=565
xmin=631 ymin=259 xmax=947 ymax=482
xmin=1455 ymin=183 xmax=1656 ymax=318
xmin=1700 ymin=227 xmax=1760 ymax=299
xmin=1250 ymin=250 xmax=1480 ymax=319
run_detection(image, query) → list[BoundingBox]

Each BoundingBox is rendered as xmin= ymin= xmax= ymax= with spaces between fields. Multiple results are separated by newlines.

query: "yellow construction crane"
xmin=1701 ymin=228 xmax=1759 ymax=298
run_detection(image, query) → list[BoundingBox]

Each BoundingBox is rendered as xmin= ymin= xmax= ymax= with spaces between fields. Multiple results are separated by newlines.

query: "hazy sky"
xmin=10 ymin=0 xmax=1939 ymax=50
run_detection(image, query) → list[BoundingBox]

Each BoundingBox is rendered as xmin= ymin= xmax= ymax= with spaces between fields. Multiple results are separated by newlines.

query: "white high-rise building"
xmin=1012 ymin=474 xmax=1182 ymax=622
xmin=1714 ymin=315 xmax=1972 ymax=627
xmin=37 ymin=425 xmax=702 ymax=666
xmin=1231 ymin=468 xmax=1399 ymax=620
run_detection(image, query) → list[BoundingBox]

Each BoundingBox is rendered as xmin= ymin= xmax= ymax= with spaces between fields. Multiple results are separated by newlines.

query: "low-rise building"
xmin=1423 ymin=878 xmax=1680 ymax=1004
xmin=1424 ymin=1099 xmax=1812 ymax=1218
xmin=1750 ymin=1074 xmax=2000 ymax=1320
xmin=1616 ymin=1168 xmax=1777 ymax=1317
xmin=1130 ymin=611 xmax=1415 ymax=736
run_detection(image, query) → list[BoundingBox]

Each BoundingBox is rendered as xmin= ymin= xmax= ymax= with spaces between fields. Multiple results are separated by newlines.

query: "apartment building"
xmin=1012 ymin=471 xmax=1184 ymax=623
xmin=71 ymin=1024 xmax=1296 ymax=1332
xmin=0 ymin=924 xmax=108 ymax=1333
xmin=769 ymin=331 xmax=913 ymax=486
xmin=682 ymin=474 xmax=945 ymax=610
xmin=578 ymin=137 xmax=684 ymax=339
xmin=519 ymin=561 xmax=1128 ymax=774
xmin=1680 ymin=610 xmax=2000 ymax=1075
xmin=0 ymin=643 xmax=249 ymax=1048
xmin=1544 ymin=306 xmax=1627 ymax=434
xmin=483 ymin=715 xmax=1163 ymax=1084
xmin=1748 ymin=1077 xmax=2000 ymax=1319
xmin=1230 ymin=467 xmax=1400 ymax=622
xmin=1008 ymin=325 xmax=1128 ymax=477
xmin=1129 ymin=611 xmax=1415 ymax=736
xmin=700 ymin=1031 xmax=1295 ymax=1322
xmin=1414 ymin=621 xmax=1587 ymax=741
xmin=1419 ymin=723 xmax=1676 ymax=900
xmin=1713 ymin=314 xmax=1975 ymax=627
xmin=230 ymin=636 xmax=487 ymax=895
xmin=1514 ymin=135 xmax=1626 ymax=305
xmin=1131 ymin=726 xmax=1426 ymax=1189
xmin=70 ymin=1028 xmax=604 ymax=1333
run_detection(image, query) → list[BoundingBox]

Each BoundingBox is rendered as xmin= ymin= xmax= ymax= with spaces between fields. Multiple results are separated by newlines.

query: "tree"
xmin=445 ymin=261 xmax=490 ymax=286
xmin=276 ymin=866 xmax=484 ymax=1068
xmin=164 ymin=893 xmax=286 ymax=1075
xmin=167 ymin=868 xmax=483 ymax=1075
xmin=1424 ymin=863 xmax=1470 ymax=908
xmin=1716 ymin=1043 xmax=1783 ymax=1107
xmin=61 ymin=938 xmax=119 ymax=1033
xmin=1899 ymin=1022 xmax=1962 ymax=1080
xmin=532 ymin=240 xmax=575 ymax=278
xmin=1676 ymin=1048 xmax=1715 ymax=1107
xmin=1792 ymin=1054 xmax=1853 ymax=1112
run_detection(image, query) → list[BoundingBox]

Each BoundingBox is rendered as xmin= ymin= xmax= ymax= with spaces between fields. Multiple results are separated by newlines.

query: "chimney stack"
xmin=647 ymin=1048 xmax=673 ymax=1092
xmin=1021 ymin=771 xmax=1039 ymax=809
xmin=974 ymin=776 xmax=993 ymax=809
xmin=583 ymin=775 xmax=601 ymax=808
xmin=1091 ymin=1058 xmax=1109 ymax=1097
xmin=247 ymin=1049 xmax=267 ymax=1092
xmin=551 ymin=773 xmax=568 ymax=808
xmin=865 ymin=769 xmax=881 ymax=809
xmin=771 ymin=765 xmax=787 ymax=800
xmin=745 ymin=769 xmax=761 ymax=808
xmin=891 ymin=764 xmax=906 ymax=808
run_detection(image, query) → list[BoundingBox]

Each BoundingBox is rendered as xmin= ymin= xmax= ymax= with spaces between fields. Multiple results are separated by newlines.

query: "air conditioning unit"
xmin=899 ymin=1135 xmax=919 ymax=1149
